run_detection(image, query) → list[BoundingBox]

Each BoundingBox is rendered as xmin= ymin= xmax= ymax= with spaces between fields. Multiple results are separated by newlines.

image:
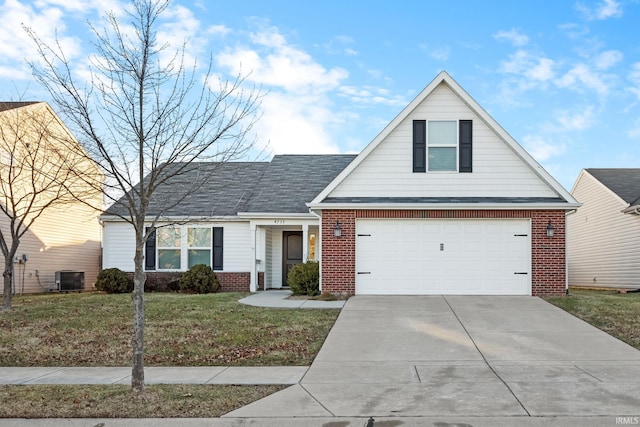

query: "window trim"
xmin=156 ymin=226 xmax=183 ymax=271
xmin=187 ymin=226 xmax=213 ymax=269
xmin=427 ymin=120 xmax=459 ymax=173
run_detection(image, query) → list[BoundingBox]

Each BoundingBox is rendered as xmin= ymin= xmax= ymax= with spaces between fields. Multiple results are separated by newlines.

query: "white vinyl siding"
xmin=329 ymin=83 xmax=557 ymax=198
xmin=102 ymin=221 xmax=252 ymax=273
xmin=103 ymin=222 xmax=136 ymax=272
xmin=264 ymin=228 xmax=273 ymax=289
xmin=568 ymin=172 xmax=640 ymax=289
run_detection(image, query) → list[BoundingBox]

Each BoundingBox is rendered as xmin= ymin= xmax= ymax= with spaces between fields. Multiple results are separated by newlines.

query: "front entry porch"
xmin=245 ymin=216 xmax=319 ymax=292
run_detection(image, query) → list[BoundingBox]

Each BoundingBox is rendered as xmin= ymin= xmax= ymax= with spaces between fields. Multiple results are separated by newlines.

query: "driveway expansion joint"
xmin=442 ymin=295 xmax=532 ymax=417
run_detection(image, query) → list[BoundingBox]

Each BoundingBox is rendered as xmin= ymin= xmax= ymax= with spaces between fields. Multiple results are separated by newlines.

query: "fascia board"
xmin=307 ymin=202 xmax=582 ymax=211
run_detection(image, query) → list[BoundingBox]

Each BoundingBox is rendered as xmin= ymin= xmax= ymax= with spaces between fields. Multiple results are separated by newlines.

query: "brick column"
xmin=321 ymin=210 xmax=356 ymax=294
xmin=531 ymin=210 xmax=566 ymax=296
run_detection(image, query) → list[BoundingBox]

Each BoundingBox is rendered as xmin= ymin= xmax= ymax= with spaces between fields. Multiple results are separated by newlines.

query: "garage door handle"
xmin=357 ymin=272 xmax=371 ymax=275
xmin=357 ymin=234 xmax=371 ymax=237
xmin=514 ymin=272 xmax=528 ymax=275
xmin=514 ymin=234 xmax=528 ymax=237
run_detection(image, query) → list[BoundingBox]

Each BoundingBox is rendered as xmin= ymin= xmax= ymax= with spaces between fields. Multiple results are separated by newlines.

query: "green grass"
xmin=546 ymin=288 xmax=640 ymax=350
xmin=0 ymin=384 xmax=286 ymax=418
xmin=0 ymin=292 xmax=340 ymax=366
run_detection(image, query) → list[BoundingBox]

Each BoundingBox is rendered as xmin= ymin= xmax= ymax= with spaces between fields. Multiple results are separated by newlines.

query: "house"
xmin=0 ymin=102 xmax=102 ymax=294
xmin=101 ymin=71 xmax=579 ymax=296
xmin=568 ymin=168 xmax=640 ymax=290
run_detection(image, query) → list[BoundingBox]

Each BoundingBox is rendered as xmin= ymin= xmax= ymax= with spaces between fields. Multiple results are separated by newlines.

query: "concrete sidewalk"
xmin=238 ymin=289 xmax=346 ymax=308
xmin=0 ymin=366 xmax=308 ymax=385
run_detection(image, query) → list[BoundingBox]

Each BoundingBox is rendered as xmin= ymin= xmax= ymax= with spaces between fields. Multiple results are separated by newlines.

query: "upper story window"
xmin=413 ymin=119 xmax=472 ymax=173
xmin=428 ymin=121 xmax=457 ymax=171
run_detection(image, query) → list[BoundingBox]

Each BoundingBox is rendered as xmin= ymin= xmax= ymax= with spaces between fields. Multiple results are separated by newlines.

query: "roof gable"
xmin=311 ymin=71 xmax=578 ymax=207
xmin=584 ymin=168 xmax=640 ymax=206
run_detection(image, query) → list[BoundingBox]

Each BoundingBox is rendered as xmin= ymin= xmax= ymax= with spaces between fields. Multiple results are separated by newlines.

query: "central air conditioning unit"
xmin=55 ymin=271 xmax=85 ymax=291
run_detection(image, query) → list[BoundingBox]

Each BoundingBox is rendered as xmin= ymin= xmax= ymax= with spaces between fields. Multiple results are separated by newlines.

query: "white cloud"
xmin=207 ymin=24 xmax=231 ymax=37
xmin=493 ymin=28 xmax=529 ymax=46
xmin=157 ymin=4 xmax=207 ymax=68
xmin=217 ymin=25 xmax=348 ymax=94
xmin=555 ymin=63 xmax=610 ymax=95
xmin=215 ymin=24 xmax=351 ymax=154
xmin=257 ymin=92 xmax=341 ymax=154
xmin=0 ymin=0 xmax=84 ymax=80
xmin=430 ymin=47 xmax=450 ymax=61
xmin=576 ymin=0 xmax=622 ymax=20
xmin=522 ymin=134 xmax=565 ymax=161
xmin=595 ymin=50 xmax=623 ymax=70
xmin=500 ymin=50 xmax=555 ymax=82
xmin=419 ymin=44 xmax=450 ymax=61
xmin=627 ymin=62 xmax=640 ymax=100
xmin=321 ymin=35 xmax=359 ymax=56
xmin=554 ymin=106 xmax=596 ymax=131
xmin=338 ymin=86 xmax=407 ymax=107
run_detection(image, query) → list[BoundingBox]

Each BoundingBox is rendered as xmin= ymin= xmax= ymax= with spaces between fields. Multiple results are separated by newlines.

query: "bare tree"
xmin=0 ymin=102 xmax=100 ymax=310
xmin=26 ymin=0 xmax=261 ymax=392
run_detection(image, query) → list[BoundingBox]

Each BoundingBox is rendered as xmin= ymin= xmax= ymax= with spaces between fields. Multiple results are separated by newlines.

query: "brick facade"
xmin=321 ymin=209 xmax=566 ymax=297
xmin=142 ymin=271 xmax=251 ymax=292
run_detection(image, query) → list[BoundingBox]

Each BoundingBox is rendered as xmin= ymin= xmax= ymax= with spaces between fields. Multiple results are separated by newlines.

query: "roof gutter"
xmin=306 ymin=202 xmax=582 ymax=211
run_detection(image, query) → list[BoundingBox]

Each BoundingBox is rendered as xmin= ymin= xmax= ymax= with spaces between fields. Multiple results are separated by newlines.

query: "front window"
xmin=428 ymin=120 xmax=457 ymax=171
xmin=158 ymin=227 xmax=182 ymax=270
xmin=188 ymin=227 xmax=212 ymax=268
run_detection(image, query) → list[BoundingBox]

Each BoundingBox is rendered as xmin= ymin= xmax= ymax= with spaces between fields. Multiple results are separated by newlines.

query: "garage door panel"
xmin=356 ymin=219 xmax=530 ymax=295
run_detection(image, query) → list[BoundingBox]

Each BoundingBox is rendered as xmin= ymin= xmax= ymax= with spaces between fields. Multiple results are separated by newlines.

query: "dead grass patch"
xmin=0 ymin=292 xmax=339 ymax=366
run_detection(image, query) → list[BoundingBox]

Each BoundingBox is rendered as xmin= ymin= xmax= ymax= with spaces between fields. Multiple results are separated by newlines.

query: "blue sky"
xmin=0 ymin=0 xmax=638 ymax=189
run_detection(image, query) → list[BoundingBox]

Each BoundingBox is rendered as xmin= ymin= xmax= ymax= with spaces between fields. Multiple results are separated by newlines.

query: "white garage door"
xmin=355 ymin=219 xmax=531 ymax=295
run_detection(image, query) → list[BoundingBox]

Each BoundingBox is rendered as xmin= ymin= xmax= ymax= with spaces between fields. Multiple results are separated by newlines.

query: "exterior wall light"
xmin=333 ymin=221 xmax=342 ymax=237
xmin=546 ymin=220 xmax=555 ymax=238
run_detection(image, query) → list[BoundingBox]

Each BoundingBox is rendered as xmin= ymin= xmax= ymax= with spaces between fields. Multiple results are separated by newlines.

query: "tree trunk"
xmin=131 ymin=241 xmax=146 ymax=392
xmin=2 ymin=255 xmax=13 ymax=310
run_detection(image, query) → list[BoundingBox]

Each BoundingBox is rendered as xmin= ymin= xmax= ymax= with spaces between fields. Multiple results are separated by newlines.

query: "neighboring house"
xmin=568 ymin=169 xmax=640 ymax=290
xmin=0 ymin=102 xmax=102 ymax=294
xmin=102 ymin=71 xmax=579 ymax=296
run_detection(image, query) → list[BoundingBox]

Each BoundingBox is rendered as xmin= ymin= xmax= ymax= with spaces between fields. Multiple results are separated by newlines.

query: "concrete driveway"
xmin=227 ymin=295 xmax=640 ymax=420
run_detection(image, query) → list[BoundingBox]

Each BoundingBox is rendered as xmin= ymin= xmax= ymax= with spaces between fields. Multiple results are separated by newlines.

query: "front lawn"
xmin=545 ymin=288 xmax=640 ymax=350
xmin=0 ymin=292 xmax=340 ymax=366
xmin=0 ymin=384 xmax=285 ymax=418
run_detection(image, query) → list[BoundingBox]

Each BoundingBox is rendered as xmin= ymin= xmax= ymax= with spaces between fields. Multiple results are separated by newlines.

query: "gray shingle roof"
xmin=104 ymin=154 xmax=355 ymax=218
xmin=245 ymin=155 xmax=356 ymax=213
xmin=0 ymin=102 xmax=39 ymax=112
xmin=322 ymin=197 xmax=567 ymax=204
xmin=587 ymin=168 xmax=640 ymax=205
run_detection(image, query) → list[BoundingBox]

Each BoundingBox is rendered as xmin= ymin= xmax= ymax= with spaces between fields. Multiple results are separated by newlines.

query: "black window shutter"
xmin=413 ymin=120 xmax=426 ymax=172
xmin=212 ymin=227 xmax=223 ymax=271
xmin=459 ymin=120 xmax=473 ymax=173
xmin=144 ymin=228 xmax=156 ymax=270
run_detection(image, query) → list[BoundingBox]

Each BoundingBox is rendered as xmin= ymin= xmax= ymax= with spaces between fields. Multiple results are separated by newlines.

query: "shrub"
xmin=179 ymin=264 xmax=220 ymax=294
xmin=288 ymin=261 xmax=320 ymax=296
xmin=95 ymin=268 xmax=133 ymax=294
